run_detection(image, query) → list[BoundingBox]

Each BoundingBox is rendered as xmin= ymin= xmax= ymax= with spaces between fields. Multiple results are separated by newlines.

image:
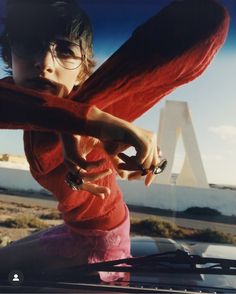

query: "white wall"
xmin=0 ymin=166 xmax=44 ymax=192
xmin=118 ymin=180 xmax=236 ymax=216
xmin=0 ymin=166 xmax=235 ymax=216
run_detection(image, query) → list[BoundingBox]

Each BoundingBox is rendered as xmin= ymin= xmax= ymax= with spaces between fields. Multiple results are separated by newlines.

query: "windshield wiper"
xmin=70 ymin=249 xmax=236 ymax=275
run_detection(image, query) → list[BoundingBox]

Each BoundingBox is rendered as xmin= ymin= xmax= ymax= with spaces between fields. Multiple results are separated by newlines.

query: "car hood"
xmin=130 ymin=236 xmax=236 ymax=292
xmin=1 ymin=236 xmax=236 ymax=293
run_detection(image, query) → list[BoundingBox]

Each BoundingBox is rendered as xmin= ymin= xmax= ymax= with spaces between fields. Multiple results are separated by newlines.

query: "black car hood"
xmin=1 ymin=236 xmax=236 ymax=293
xmin=130 ymin=236 xmax=236 ymax=292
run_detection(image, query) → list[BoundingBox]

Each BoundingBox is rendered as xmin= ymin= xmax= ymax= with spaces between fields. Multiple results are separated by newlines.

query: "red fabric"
xmin=71 ymin=0 xmax=229 ymax=121
xmin=0 ymin=0 xmax=230 ymax=231
xmin=0 ymin=78 xmax=96 ymax=187
xmin=0 ymin=79 xmax=92 ymax=133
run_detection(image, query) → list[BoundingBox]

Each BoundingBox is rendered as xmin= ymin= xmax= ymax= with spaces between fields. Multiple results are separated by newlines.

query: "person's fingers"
xmin=128 ymin=169 xmax=156 ymax=185
xmin=144 ymin=158 xmax=168 ymax=186
xmin=109 ymin=155 xmax=120 ymax=170
xmin=65 ymin=171 xmax=111 ymax=199
xmin=140 ymin=146 xmax=159 ymax=185
xmin=141 ymin=144 xmax=159 ymax=171
xmin=157 ymin=146 xmax=162 ymax=158
xmin=109 ymin=155 xmax=128 ymax=178
xmin=145 ymin=172 xmax=155 ymax=186
xmin=135 ymin=132 xmax=158 ymax=168
xmin=135 ymin=133 xmax=154 ymax=165
xmin=118 ymin=151 xmax=157 ymax=180
xmin=139 ymin=150 xmax=153 ymax=170
xmin=118 ymin=170 xmax=128 ymax=179
xmin=119 ymin=146 xmax=161 ymax=169
xmin=118 ymin=145 xmax=164 ymax=186
xmin=135 ymin=145 xmax=148 ymax=166
xmin=82 ymin=182 xmax=111 ymax=199
xmin=128 ymin=171 xmax=143 ymax=181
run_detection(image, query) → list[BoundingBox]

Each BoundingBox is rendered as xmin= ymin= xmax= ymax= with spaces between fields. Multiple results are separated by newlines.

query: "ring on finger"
xmin=65 ymin=170 xmax=84 ymax=191
xmin=152 ymin=159 xmax=168 ymax=175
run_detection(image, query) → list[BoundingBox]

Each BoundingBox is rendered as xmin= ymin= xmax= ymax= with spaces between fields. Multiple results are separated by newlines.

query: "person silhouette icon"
xmin=12 ymin=274 xmax=19 ymax=282
xmin=8 ymin=270 xmax=24 ymax=285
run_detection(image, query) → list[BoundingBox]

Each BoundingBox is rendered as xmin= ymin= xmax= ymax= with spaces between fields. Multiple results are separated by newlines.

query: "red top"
xmin=0 ymin=0 xmax=229 ymax=231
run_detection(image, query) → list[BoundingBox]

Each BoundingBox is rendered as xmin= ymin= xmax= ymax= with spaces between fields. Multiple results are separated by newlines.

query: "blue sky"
xmin=0 ymin=0 xmax=235 ymax=185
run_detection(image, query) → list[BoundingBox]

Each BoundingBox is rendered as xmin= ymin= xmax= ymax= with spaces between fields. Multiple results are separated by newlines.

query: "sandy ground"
xmin=0 ymin=155 xmax=64 ymax=245
xmin=0 ymin=196 xmax=62 ymax=246
xmin=1 ymin=191 xmax=236 ymax=248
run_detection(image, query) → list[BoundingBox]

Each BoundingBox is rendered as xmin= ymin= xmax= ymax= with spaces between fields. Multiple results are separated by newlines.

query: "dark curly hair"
xmin=0 ymin=0 xmax=95 ymax=84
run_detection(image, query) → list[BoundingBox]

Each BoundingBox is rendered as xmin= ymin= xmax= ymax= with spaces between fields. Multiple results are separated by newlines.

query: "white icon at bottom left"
xmin=12 ymin=274 xmax=20 ymax=282
xmin=8 ymin=270 xmax=24 ymax=286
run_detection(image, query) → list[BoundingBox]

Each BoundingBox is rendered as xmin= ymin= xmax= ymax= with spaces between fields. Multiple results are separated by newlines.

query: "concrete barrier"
xmin=119 ymin=180 xmax=236 ymax=216
xmin=0 ymin=166 xmax=43 ymax=192
xmin=0 ymin=166 xmax=235 ymax=216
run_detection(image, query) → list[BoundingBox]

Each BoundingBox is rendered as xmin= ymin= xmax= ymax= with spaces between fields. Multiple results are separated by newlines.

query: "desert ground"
xmin=0 ymin=195 xmax=62 ymax=247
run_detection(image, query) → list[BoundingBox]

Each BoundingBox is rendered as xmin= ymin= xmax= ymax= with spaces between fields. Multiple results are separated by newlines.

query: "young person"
xmin=0 ymin=0 xmax=229 ymax=282
xmin=0 ymin=0 xmax=163 ymax=281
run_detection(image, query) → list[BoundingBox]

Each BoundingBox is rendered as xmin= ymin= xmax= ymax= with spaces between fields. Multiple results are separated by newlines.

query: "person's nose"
xmin=34 ymin=49 xmax=55 ymax=74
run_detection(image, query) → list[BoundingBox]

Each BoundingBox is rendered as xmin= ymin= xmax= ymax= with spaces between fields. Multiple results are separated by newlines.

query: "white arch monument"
xmin=156 ymin=100 xmax=208 ymax=188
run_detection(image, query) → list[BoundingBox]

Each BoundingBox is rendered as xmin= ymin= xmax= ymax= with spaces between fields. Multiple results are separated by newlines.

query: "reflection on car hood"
xmin=130 ymin=236 xmax=236 ymax=291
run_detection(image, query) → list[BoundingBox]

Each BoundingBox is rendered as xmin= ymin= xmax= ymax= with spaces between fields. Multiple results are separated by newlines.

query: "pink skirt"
xmin=39 ymin=203 xmax=131 ymax=282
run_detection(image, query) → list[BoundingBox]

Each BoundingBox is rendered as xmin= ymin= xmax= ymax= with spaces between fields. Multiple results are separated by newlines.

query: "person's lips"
xmin=26 ymin=77 xmax=59 ymax=94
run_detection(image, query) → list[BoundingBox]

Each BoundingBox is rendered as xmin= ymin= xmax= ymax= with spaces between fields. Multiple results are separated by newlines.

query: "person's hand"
xmin=86 ymin=107 xmax=163 ymax=185
xmin=117 ymin=146 xmax=164 ymax=186
xmin=102 ymin=132 xmax=163 ymax=186
xmin=60 ymin=133 xmax=112 ymax=199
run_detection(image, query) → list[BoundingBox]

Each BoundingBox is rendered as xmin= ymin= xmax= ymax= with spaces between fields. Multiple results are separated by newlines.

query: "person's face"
xmin=11 ymin=38 xmax=83 ymax=97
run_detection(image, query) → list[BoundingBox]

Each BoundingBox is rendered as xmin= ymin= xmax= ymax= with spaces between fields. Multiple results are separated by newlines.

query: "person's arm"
xmin=0 ymin=80 xmax=92 ymax=134
xmin=70 ymin=0 xmax=229 ymax=122
xmin=0 ymin=81 xmax=151 ymax=159
xmin=60 ymin=112 xmax=160 ymax=193
xmin=86 ymin=106 xmax=160 ymax=187
xmin=0 ymin=80 xmax=159 ymax=181
xmin=58 ymin=0 xmax=229 ymax=189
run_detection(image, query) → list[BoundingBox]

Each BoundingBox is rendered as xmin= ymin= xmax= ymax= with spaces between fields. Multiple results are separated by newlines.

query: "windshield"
xmin=0 ymin=0 xmax=236 ymax=293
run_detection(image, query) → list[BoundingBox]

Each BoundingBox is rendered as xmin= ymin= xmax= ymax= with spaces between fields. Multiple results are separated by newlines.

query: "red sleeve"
xmin=1 ymin=1 xmax=229 ymax=131
xmin=0 ymin=79 xmax=93 ymax=134
xmin=70 ymin=0 xmax=229 ymax=121
xmin=23 ymin=0 xmax=229 ymax=178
